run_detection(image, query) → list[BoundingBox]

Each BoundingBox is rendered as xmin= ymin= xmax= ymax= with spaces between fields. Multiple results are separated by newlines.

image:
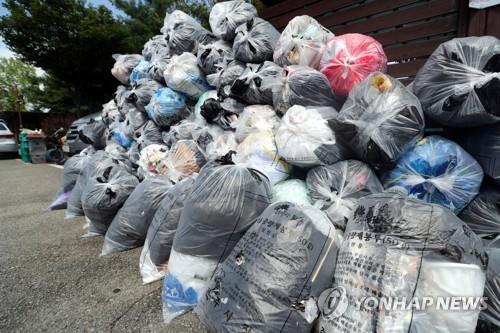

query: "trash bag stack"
xmin=53 ymin=4 xmax=500 ymax=332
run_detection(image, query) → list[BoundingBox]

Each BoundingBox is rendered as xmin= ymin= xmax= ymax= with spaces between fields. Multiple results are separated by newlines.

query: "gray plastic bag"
xmin=82 ymin=159 xmax=139 ymax=236
xmin=142 ymin=34 xmax=169 ymax=61
xmin=209 ymin=0 xmax=257 ymax=41
xmin=459 ymin=184 xmax=500 ymax=240
xmin=126 ymin=78 xmax=163 ymax=112
xmin=230 ymin=61 xmax=282 ymax=105
xmin=329 ymin=72 xmax=425 ymax=171
xmin=161 ymin=10 xmax=212 ymax=55
xmin=232 ymin=17 xmax=280 ymax=63
xmin=101 ymin=175 xmax=173 ymax=255
xmin=477 ymin=247 xmax=500 ymax=332
xmin=413 ymin=36 xmax=500 ymax=127
xmin=306 ymin=160 xmax=384 ymax=230
xmin=197 ymin=40 xmax=233 ymax=75
xmin=317 ymin=192 xmax=487 ymax=333
xmin=139 ymin=177 xmax=196 ymax=284
xmin=111 ymin=54 xmax=142 ymax=84
xmin=195 ymin=202 xmax=341 ymax=333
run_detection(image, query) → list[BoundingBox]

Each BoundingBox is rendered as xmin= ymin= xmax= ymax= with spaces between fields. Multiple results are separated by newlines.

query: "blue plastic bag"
xmin=145 ymin=87 xmax=187 ymax=128
xmin=384 ymin=135 xmax=484 ymax=213
xmin=130 ymin=59 xmax=151 ymax=83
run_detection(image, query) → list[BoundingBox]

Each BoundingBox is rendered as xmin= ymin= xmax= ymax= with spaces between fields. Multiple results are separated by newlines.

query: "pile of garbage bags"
xmin=54 ymin=4 xmax=500 ymax=332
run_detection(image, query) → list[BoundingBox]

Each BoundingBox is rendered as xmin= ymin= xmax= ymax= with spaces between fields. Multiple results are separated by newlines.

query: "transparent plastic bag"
xmin=134 ymin=120 xmax=164 ymax=150
xmin=233 ymin=131 xmax=290 ymax=185
xmin=164 ymin=52 xmax=211 ymax=99
xmin=192 ymin=124 xmax=224 ymax=152
xmin=138 ymin=144 xmax=170 ymax=178
xmin=111 ymin=54 xmax=142 ymax=84
xmin=112 ymin=123 xmax=134 ymax=149
xmin=199 ymin=96 xmax=245 ymax=130
xmin=230 ymin=61 xmax=282 ymax=105
xmin=459 ymin=184 xmax=500 ymax=240
xmin=330 ymin=72 xmax=425 ymax=171
xmin=130 ymin=58 xmax=151 ymax=83
xmin=206 ymin=59 xmax=245 ymax=92
xmin=82 ymin=159 xmax=139 ymax=236
xmin=413 ymin=36 xmax=500 ymax=127
xmin=268 ymin=65 xmax=342 ymax=115
xmin=142 ymin=34 xmax=169 ymax=61
xmin=147 ymin=47 xmax=171 ymax=83
xmin=49 ymin=153 xmax=94 ymax=210
xmin=273 ymin=179 xmax=312 ymax=206
xmin=102 ymin=100 xmax=122 ymax=129
xmin=162 ymin=161 xmax=272 ymax=322
xmin=162 ymin=140 xmax=206 ymax=183
xmin=384 ymin=135 xmax=484 ymax=214
xmin=320 ymin=33 xmax=387 ymax=96
xmin=79 ymin=119 xmax=107 ymax=149
xmin=274 ymin=15 xmax=333 ymax=69
xmin=140 ymin=177 xmax=196 ymax=284
xmin=197 ymin=40 xmax=233 ymax=75
xmin=306 ymin=160 xmax=383 ymax=230
xmin=126 ymin=78 xmax=163 ymax=112
xmin=196 ymin=202 xmax=340 ymax=333
xmin=145 ymin=87 xmax=188 ymax=129
xmin=209 ymin=0 xmax=257 ymax=41
xmin=101 ymin=175 xmax=173 ymax=256
xmin=460 ymin=122 xmax=500 ymax=185
xmin=163 ymin=120 xmax=204 ymax=148
xmin=205 ymin=131 xmax=238 ymax=161
xmin=232 ymin=105 xmax=280 ymax=143
xmin=275 ymin=105 xmax=347 ymax=167
xmin=233 ymin=17 xmax=280 ymax=63
xmin=161 ymin=10 xmax=210 ymax=55
xmin=317 ymin=192 xmax=487 ymax=333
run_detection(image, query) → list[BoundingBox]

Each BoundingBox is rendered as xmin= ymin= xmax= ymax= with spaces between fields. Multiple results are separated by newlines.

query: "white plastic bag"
xmin=232 ymin=105 xmax=280 ymax=143
xmin=111 ymin=54 xmax=142 ymax=84
xmin=164 ymin=52 xmax=211 ymax=99
xmin=273 ymin=179 xmax=312 ymax=206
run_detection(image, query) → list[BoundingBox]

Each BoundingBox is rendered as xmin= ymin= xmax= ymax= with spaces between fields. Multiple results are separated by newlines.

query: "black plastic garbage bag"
xmin=139 ymin=177 xmax=196 ymax=284
xmin=317 ymin=192 xmax=487 ymax=333
xmin=65 ymin=151 xmax=109 ymax=219
xmin=230 ymin=61 xmax=282 ymax=105
xmin=413 ymin=36 xmax=500 ymax=127
xmin=101 ymin=175 xmax=173 ymax=255
xmin=268 ymin=65 xmax=343 ymax=115
xmin=49 ymin=152 xmax=94 ymax=210
xmin=82 ymin=159 xmax=139 ymax=236
xmin=329 ymin=72 xmax=425 ymax=171
xmin=161 ymin=10 xmax=211 ymax=55
xmin=460 ymin=123 xmax=500 ymax=185
xmin=161 ymin=161 xmax=272 ymax=322
xmin=209 ymin=0 xmax=257 ymax=41
xmin=79 ymin=119 xmax=107 ymax=149
xmin=195 ymin=202 xmax=341 ymax=333
xmin=142 ymin=34 xmax=169 ymax=61
xmin=126 ymin=78 xmax=163 ymax=112
xmin=459 ymin=184 xmax=500 ymax=240
xmin=232 ymin=17 xmax=280 ymax=63
xmin=306 ymin=160 xmax=384 ymax=229
xmin=477 ymin=247 xmax=500 ymax=332
xmin=197 ymin=40 xmax=233 ymax=75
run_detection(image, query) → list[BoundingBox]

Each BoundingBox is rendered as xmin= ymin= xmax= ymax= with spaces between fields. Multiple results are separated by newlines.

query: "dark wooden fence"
xmin=260 ymin=0 xmax=500 ymax=84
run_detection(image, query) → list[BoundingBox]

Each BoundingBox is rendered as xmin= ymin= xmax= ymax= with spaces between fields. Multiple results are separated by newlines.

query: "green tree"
xmin=112 ymin=0 xmax=211 ymax=51
xmin=0 ymin=57 xmax=42 ymax=112
xmin=0 ymin=0 xmax=134 ymax=117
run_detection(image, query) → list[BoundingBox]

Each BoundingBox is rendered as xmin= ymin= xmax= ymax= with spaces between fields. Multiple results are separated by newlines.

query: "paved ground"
xmin=0 ymin=158 xmax=208 ymax=333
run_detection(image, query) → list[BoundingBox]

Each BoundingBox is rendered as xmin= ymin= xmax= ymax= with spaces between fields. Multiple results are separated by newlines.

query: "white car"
xmin=0 ymin=120 xmax=17 ymax=154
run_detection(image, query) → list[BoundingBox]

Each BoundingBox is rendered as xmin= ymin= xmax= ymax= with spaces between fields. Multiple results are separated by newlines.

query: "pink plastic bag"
xmin=320 ymin=33 xmax=387 ymax=96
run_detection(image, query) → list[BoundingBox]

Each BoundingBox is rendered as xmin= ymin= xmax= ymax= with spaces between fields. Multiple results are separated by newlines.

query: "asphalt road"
xmin=0 ymin=158 xmax=208 ymax=333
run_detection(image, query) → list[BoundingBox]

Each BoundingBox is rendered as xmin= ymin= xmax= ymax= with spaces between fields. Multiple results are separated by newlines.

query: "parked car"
xmin=63 ymin=112 xmax=102 ymax=155
xmin=0 ymin=120 xmax=18 ymax=155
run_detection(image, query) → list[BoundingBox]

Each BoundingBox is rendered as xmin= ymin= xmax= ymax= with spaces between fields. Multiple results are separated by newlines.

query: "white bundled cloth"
xmin=209 ymin=0 xmax=257 ymax=41
xmin=274 ymin=15 xmax=333 ymax=69
xmin=232 ymin=105 xmax=280 ymax=143
xmin=164 ymin=52 xmax=211 ymax=99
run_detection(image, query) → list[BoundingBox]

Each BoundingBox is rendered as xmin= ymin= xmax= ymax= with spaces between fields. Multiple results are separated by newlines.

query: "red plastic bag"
xmin=320 ymin=33 xmax=387 ymax=96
